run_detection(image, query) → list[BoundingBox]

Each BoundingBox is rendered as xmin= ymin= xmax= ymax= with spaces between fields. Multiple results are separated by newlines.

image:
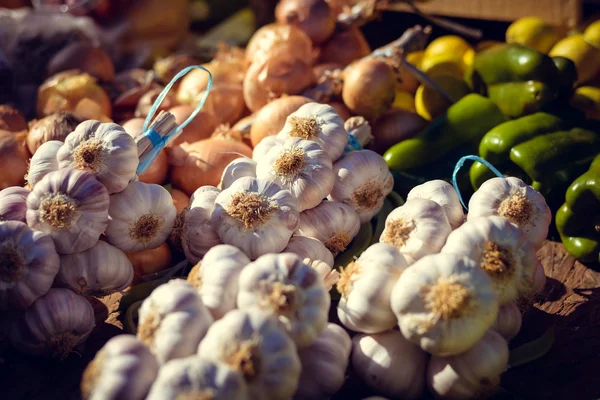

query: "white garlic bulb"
xmin=406 ymin=180 xmax=464 ymax=229
xmin=492 ymin=302 xmax=522 ymax=341
xmin=0 ymin=221 xmax=60 ymax=310
xmin=296 ymin=200 xmax=361 ymax=257
xmin=337 ymin=243 xmax=409 ymax=333
xmin=220 ymin=157 xmax=257 ymax=190
xmin=81 ymin=334 xmax=159 ymax=400
xmin=329 ymin=150 xmax=394 ymax=223
xmin=283 ymin=235 xmax=334 ymax=267
xmin=351 ymin=330 xmax=428 ymax=400
xmin=256 ymin=137 xmax=334 ymax=212
xmin=278 ymin=102 xmax=348 ymax=161
xmin=27 ymin=169 xmax=109 ymax=254
xmin=296 ymin=323 xmax=352 ymax=400
xmin=252 ymin=135 xmax=281 ymax=161
xmin=106 ymin=181 xmax=177 ymax=252
xmin=57 ymin=120 xmax=139 ymax=194
xmin=55 ymin=240 xmax=134 ymax=296
xmin=441 ymin=216 xmax=538 ymax=304
xmin=211 ymin=177 xmax=299 ymax=260
xmin=391 ymin=253 xmax=499 ymax=356
xmin=197 ymin=308 xmax=301 ymax=400
xmin=237 ymin=253 xmax=330 ymax=348
xmin=10 ymin=288 xmax=95 ymax=358
xmin=467 ymin=177 xmax=552 ymax=250
xmin=181 ymin=186 xmax=222 ymax=264
xmin=303 ymin=258 xmax=340 ymax=291
xmin=0 ymin=186 xmax=30 ymax=223
xmin=26 ymin=140 xmax=61 ymax=188
xmin=137 ymin=279 xmax=214 ymax=364
xmin=379 ymin=198 xmax=452 ymax=264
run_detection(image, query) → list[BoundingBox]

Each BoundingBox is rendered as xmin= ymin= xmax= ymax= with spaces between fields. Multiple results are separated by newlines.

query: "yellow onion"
xmin=326 ymin=0 xmax=356 ymax=16
xmin=330 ymin=101 xmax=353 ymax=120
xmin=167 ymin=105 xmax=218 ymax=147
xmin=47 ymin=43 xmax=115 ymax=82
xmin=122 ymin=118 xmax=169 ymax=185
xmin=153 ymin=53 xmax=203 ymax=85
xmin=246 ymin=23 xmax=316 ymax=65
xmin=171 ymin=189 xmax=190 ymax=215
xmin=369 ymin=109 xmax=428 ymax=154
xmin=232 ymin=114 xmax=255 ymax=148
xmin=198 ymin=83 xmax=246 ymax=125
xmin=250 ymin=95 xmax=312 ymax=146
xmin=134 ymin=87 xmax=177 ymax=118
xmin=0 ymin=130 xmax=29 ymax=190
xmin=26 ymin=112 xmax=82 ymax=155
xmin=126 ymin=243 xmax=173 ymax=281
xmin=313 ymin=62 xmax=344 ymax=79
xmin=319 ymin=27 xmax=371 ymax=67
xmin=276 ymin=0 xmax=336 ymax=44
xmin=0 ymin=105 xmax=27 ymax=132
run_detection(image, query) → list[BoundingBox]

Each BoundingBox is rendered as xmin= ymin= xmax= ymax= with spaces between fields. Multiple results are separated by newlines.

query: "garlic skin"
xmin=0 ymin=221 xmax=60 ymax=310
xmin=391 ymin=253 xmax=499 ymax=356
xmin=278 ymin=102 xmax=348 ymax=161
xmin=380 ymin=198 xmax=452 ymax=264
xmin=252 ymin=135 xmax=281 ymax=161
xmin=304 ymin=258 xmax=340 ymax=291
xmin=137 ymin=279 xmax=214 ymax=364
xmin=296 ymin=323 xmax=352 ymax=400
xmin=329 ymin=150 xmax=394 ymax=223
xmin=106 ymin=181 xmax=177 ymax=252
xmin=26 ymin=140 xmax=62 ymax=188
xmin=467 ymin=177 xmax=552 ymax=250
xmin=81 ymin=335 xmax=159 ymax=400
xmin=337 ymin=243 xmax=409 ymax=333
xmin=220 ymin=157 xmax=257 ymax=190
xmin=256 ymin=137 xmax=334 ymax=212
xmin=441 ymin=216 xmax=538 ymax=304
xmin=181 ymin=186 xmax=223 ymax=264
xmin=406 ymin=180 xmax=465 ymax=230
xmin=237 ymin=253 xmax=330 ymax=348
xmin=532 ymin=261 xmax=546 ymax=294
xmin=211 ymin=177 xmax=299 ymax=260
xmin=296 ymin=200 xmax=361 ymax=257
xmin=0 ymin=186 xmax=30 ymax=223
xmin=55 ymin=240 xmax=134 ymax=296
xmin=492 ymin=302 xmax=522 ymax=341
xmin=351 ymin=330 xmax=428 ymax=400
xmin=283 ymin=235 xmax=334 ymax=267
xmin=10 ymin=288 xmax=95 ymax=358
xmin=197 ymin=308 xmax=301 ymax=400
xmin=27 ymin=169 xmax=110 ymax=254
xmin=57 ymin=120 xmax=139 ymax=194
xmin=146 ymin=357 xmax=249 ymax=400
xmin=426 ymin=330 xmax=509 ymax=400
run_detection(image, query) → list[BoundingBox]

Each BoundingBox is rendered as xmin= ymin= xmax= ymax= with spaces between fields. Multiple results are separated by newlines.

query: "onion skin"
xmin=134 ymin=87 xmax=176 ymax=118
xmin=176 ymin=61 xmax=246 ymax=105
xmin=369 ymin=109 xmax=428 ymax=154
xmin=313 ymin=62 xmax=344 ymax=79
xmin=167 ymin=105 xmax=218 ymax=147
xmin=319 ymin=27 xmax=371 ymax=67
xmin=201 ymin=83 xmax=246 ymax=125
xmin=171 ymin=189 xmax=190 ymax=214
xmin=276 ymin=0 xmax=336 ymax=44
xmin=47 ymin=43 xmax=115 ymax=82
xmin=232 ymin=114 xmax=255 ymax=148
xmin=246 ymin=23 xmax=315 ymax=65
xmin=153 ymin=53 xmax=202 ymax=85
xmin=250 ymin=95 xmax=312 ymax=147
xmin=0 ymin=130 xmax=29 ymax=190
xmin=122 ymin=118 xmax=168 ymax=185
xmin=126 ymin=243 xmax=173 ymax=280
xmin=0 ymin=105 xmax=27 ymax=132
xmin=26 ymin=112 xmax=82 ymax=155
xmin=330 ymin=101 xmax=353 ymax=120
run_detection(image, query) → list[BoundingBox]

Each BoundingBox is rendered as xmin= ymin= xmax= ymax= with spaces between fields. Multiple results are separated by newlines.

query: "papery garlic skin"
xmin=197 ymin=308 xmax=301 ymax=400
xmin=237 ymin=253 xmax=330 ymax=348
xmin=106 ymin=181 xmax=177 ymax=252
xmin=380 ymin=198 xmax=452 ymax=264
xmin=81 ymin=335 xmax=159 ymax=400
xmin=256 ymin=138 xmax=334 ymax=212
xmin=407 ymin=180 xmax=465 ymax=230
xmin=137 ymin=279 xmax=214 ymax=364
xmin=182 ymin=186 xmax=222 ymax=264
xmin=283 ymin=235 xmax=334 ymax=267
xmin=296 ymin=200 xmax=361 ymax=257
xmin=0 ymin=221 xmax=60 ymax=310
xmin=220 ymin=157 xmax=257 ymax=190
xmin=391 ymin=253 xmax=499 ymax=356
xmin=351 ymin=330 xmax=428 ymax=400
xmin=492 ymin=302 xmax=522 ymax=341
xmin=303 ymin=258 xmax=340 ymax=291
xmin=10 ymin=288 xmax=95 ymax=358
xmin=532 ymin=261 xmax=546 ymax=294
xmin=337 ymin=243 xmax=409 ymax=333
xmin=296 ymin=323 xmax=352 ymax=400
xmin=329 ymin=150 xmax=394 ymax=223
xmin=27 ymin=169 xmax=110 ymax=254
xmin=0 ymin=186 xmax=30 ymax=223
xmin=211 ymin=177 xmax=299 ymax=260
xmin=55 ymin=240 xmax=134 ymax=296
xmin=26 ymin=140 xmax=61 ymax=188
xmin=467 ymin=177 xmax=552 ymax=250
xmin=252 ymin=135 xmax=281 ymax=161
xmin=278 ymin=102 xmax=348 ymax=161
xmin=57 ymin=120 xmax=138 ymax=194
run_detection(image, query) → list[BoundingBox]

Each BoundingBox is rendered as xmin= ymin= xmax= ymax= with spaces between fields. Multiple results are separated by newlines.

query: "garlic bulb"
xmin=426 ymin=330 xmax=509 ymax=400
xmin=106 ymin=181 xmax=177 ymax=252
xmin=256 ymin=138 xmax=334 ymax=212
xmin=406 ymin=180 xmax=465 ymax=229
xmin=296 ymin=200 xmax=361 ymax=257
xmin=237 ymin=253 xmax=330 ymax=348
xmin=441 ymin=216 xmax=538 ymax=304
xmin=220 ymin=157 xmax=257 ymax=190
xmin=379 ymin=198 xmax=452 ymax=264
xmin=391 ymin=253 xmax=499 ymax=356
xmin=0 ymin=221 xmax=60 ymax=310
xmin=0 ymin=186 xmax=29 ymax=223
xmin=252 ymin=135 xmax=281 ymax=161
xmin=197 ymin=308 xmax=301 ymax=400
xmin=492 ymin=302 xmax=522 ymax=341
xmin=146 ymin=357 xmax=249 ymax=400
xmin=351 ymin=330 xmax=428 ymax=400
xmin=467 ymin=177 xmax=552 ymax=250
xmin=188 ymin=244 xmax=250 ymax=320
xmin=81 ymin=335 xmax=159 ymax=400
xmin=55 ymin=240 xmax=134 ymax=296
xmin=283 ymin=235 xmax=334 ymax=267
xmin=181 ymin=186 xmax=222 ymax=264
xmin=296 ymin=323 xmax=352 ymax=400
xmin=137 ymin=279 xmax=214 ymax=364
xmin=27 ymin=169 xmax=110 ymax=254
xmin=26 ymin=140 xmax=61 ymax=188
xmin=10 ymin=288 xmax=95 ymax=358
xmin=337 ymin=243 xmax=409 ymax=333
xmin=211 ymin=177 xmax=299 ymax=260
xmin=278 ymin=102 xmax=348 ymax=161
xmin=532 ymin=261 xmax=546 ymax=294
xmin=329 ymin=150 xmax=394 ymax=223
xmin=304 ymin=258 xmax=340 ymax=291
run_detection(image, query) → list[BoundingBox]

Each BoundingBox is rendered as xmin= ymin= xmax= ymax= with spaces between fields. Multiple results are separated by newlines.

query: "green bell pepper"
xmin=487 ymin=81 xmax=557 ymax=119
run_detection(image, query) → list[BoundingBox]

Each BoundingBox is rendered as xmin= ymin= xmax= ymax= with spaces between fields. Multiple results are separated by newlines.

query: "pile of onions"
xmin=319 ymin=27 xmax=371 ymax=67
xmin=134 ymin=88 xmax=176 ymax=118
xmin=122 ymin=118 xmax=169 ymax=185
xmin=0 ymin=130 xmax=29 ymax=190
xmin=167 ymin=105 xmax=218 ymax=147
xmin=199 ymin=84 xmax=247 ymax=125
xmin=250 ymin=95 xmax=312 ymax=146
xmin=47 ymin=43 xmax=115 ymax=83
xmin=26 ymin=112 xmax=82 ymax=154
xmin=153 ymin=53 xmax=203 ymax=85
xmin=0 ymin=105 xmax=27 ymax=132
xmin=246 ymin=23 xmax=316 ymax=65
xmin=275 ymin=0 xmax=336 ymax=44
xmin=369 ymin=109 xmax=428 ymax=154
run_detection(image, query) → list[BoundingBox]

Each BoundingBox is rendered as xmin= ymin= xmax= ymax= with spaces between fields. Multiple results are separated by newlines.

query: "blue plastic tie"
xmin=451 ymin=155 xmax=505 ymax=211
xmin=344 ymin=133 xmax=363 ymax=153
xmin=137 ymin=65 xmax=213 ymax=174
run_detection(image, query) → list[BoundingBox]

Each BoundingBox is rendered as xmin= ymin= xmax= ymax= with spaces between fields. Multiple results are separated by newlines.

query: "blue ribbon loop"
xmin=137 ymin=65 xmax=213 ymax=174
xmin=451 ymin=155 xmax=505 ymax=211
